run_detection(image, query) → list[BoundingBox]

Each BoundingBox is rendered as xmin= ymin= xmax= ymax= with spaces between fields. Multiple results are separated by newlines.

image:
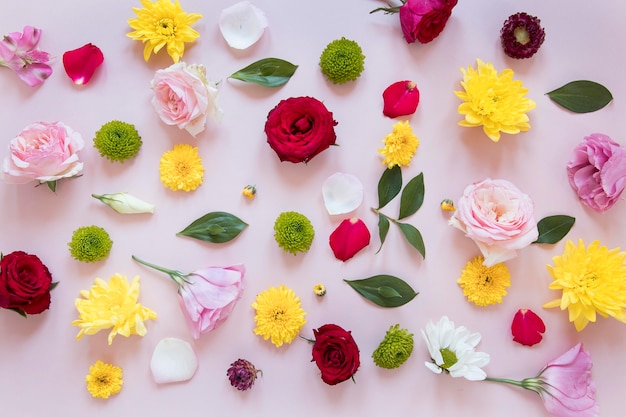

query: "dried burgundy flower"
xmin=227 ymin=359 xmax=261 ymax=391
xmin=500 ymin=12 xmax=545 ymax=59
xmin=382 ymin=80 xmax=420 ymax=118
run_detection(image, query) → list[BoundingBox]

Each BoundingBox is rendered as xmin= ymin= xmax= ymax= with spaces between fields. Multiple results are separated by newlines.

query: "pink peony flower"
xmin=486 ymin=343 xmax=599 ymax=417
xmin=151 ymin=62 xmax=222 ymax=137
xmin=0 ymin=26 xmax=53 ymax=87
xmin=329 ymin=218 xmax=371 ymax=262
xmin=62 ymin=43 xmax=104 ymax=85
xmin=449 ymin=178 xmax=538 ymax=266
xmin=382 ymin=80 xmax=420 ymax=118
xmin=399 ymin=0 xmax=458 ymax=44
xmin=566 ymin=133 xmax=626 ymax=213
xmin=511 ymin=308 xmax=545 ymax=346
xmin=1 ymin=121 xmax=84 ymax=188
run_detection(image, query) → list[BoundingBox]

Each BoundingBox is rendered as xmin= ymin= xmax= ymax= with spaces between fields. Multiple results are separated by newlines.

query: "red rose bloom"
xmin=265 ymin=96 xmax=338 ymax=163
xmin=311 ymin=324 xmax=360 ymax=385
xmin=399 ymin=0 xmax=458 ymax=44
xmin=0 ymin=251 xmax=54 ymax=315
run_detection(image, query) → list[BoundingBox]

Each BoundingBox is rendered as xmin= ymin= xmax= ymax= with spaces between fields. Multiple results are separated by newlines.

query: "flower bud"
xmin=329 ymin=218 xmax=370 ymax=262
xmin=382 ymin=80 xmax=420 ymax=118
xmin=92 ymin=193 xmax=155 ymax=214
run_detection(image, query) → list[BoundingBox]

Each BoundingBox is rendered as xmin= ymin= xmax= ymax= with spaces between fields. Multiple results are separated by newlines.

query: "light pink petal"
xmin=150 ymin=337 xmax=198 ymax=384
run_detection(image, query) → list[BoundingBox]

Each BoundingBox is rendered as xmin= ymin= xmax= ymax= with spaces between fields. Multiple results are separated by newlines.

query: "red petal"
xmin=511 ymin=309 xmax=546 ymax=346
xmin=329 ymin=218 xmax=370 ymax=262
xmin=62 ymin=43 xmax=104 ymax=85
xmin=382 ymin=80 xmax=420 ymax=118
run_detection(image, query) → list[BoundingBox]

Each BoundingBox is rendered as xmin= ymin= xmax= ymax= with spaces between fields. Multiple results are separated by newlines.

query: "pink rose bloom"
xmin=151 ymin=62 xmax=222 ymax=137
xmin=2 ymin=121 xmax=84 ymax=185
xmin=399 ymin=0 xmax=458 ymax=44
xmin=566 ymin=133 xmax=626 ymax=213
xmin=449 ymin=178 xmax=538 ymax=266
xmin=178 ymin=265 xmax=245 ymax=339
xmin=0 ymin=26 xmax=53 ymax=87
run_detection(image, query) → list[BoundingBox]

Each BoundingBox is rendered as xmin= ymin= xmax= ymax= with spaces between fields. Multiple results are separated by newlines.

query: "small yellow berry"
xmin=440 ymin=199 xmax=456 ymax=212
xmin=313 ymin=284 xmax=326 ymax=297
xmin=242 ymin=185 xmax=256 ymax=199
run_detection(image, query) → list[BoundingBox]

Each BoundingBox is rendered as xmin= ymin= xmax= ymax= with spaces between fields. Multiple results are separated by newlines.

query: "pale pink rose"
xmin=449 ymin=178 xmax=538 ymax=266
xmin=178 ymin=265 xmax=245 ymax=339
xmin=566 ymin=133 xmax=626 ymax=213
xmin=2 ymin=121 xmax=84 ymax=185
xmin=151 ymin=62 xmax=222 ymax=137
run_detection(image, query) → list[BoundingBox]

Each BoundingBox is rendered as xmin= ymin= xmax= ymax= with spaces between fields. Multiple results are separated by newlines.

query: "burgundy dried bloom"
xmin=500 ymin=12 xmax=545 ymax=59
xmin=227 ymin=359 xmax=261 ymax=391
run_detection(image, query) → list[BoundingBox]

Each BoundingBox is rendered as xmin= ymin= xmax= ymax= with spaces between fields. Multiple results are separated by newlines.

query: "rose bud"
xmin=62 ymin=43 xmax=104 ymax=85
xmin=511 ymin=308 xmax=546 ymax=346
xmin=382 ymin=80 xmax=420 ymax=118
xmin=329 ymin=218 xmax=370 ymax=262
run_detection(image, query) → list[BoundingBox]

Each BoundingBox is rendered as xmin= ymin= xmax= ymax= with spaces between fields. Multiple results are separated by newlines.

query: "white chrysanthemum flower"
xmin=421 ymin=316 xmax=490 ymax=381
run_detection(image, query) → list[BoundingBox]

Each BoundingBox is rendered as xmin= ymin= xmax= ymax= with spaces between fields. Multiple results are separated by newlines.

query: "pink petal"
xmin=382 ymin=80 xmax=420 ymax=118
xmin=511 ymin=308 xmax=545 ymax=346
xmin=62 ymin=43 xmax=104 ymax=85
xmin=329 ymin=218 xmax=370 ymax=261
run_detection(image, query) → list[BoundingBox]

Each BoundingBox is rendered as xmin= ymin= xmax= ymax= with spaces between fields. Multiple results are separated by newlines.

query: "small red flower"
xmin=62 ymin=43 xmax=104 ymax=85
xmin=382 ymin=80 xmax=420 ymax=118
xmin=511 ymin=308 xmax=546 ymax=346
xmin=329 ymin=218 xmax=370 ymax=262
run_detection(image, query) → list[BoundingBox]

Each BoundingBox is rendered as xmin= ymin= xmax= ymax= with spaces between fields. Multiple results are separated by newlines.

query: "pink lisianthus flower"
xmin=449 ymin=178 xmax=538 ymax=266
xmin=566 ymin=133 xmax=626 ymax=213
xmin=1 ymin=121 xmax=84 ymax=190
xmin=0 ymin=26 xmax=53 ymax=87
xmin=62 ymin=43 xmax=104 ymax=85
xmin=486 ymin=343 xmax=599 ymax=417
xmin=132 ymin=256 xmax=244 ymax=339
xmin=151 ymin=62 xmax=222 ymax=137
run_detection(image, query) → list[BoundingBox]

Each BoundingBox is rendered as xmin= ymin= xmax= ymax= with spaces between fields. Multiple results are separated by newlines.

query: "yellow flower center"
xmin=439 ymin=348 xmax=458 ymax=369
xmin=272 ymin=309 xmax=285 ymax=322
xmin=156 ymin=18 xmax=175 ymax=37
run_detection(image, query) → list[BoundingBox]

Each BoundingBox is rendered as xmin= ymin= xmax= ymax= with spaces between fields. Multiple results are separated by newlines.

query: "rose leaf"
xmin=344 ymin=275 xmax=418 ymax=308
xmin=532 ymin=215 xmax=575 ymax=244
xmin=546 ymin=80 xmax=613 ymax=113
xmin=398 ymin=172 xmax=424 ymax=219
xmin=177 ymin=211 xmax=248 ymax=243
xmin=377 ymin=165 xmax=402 ymax=209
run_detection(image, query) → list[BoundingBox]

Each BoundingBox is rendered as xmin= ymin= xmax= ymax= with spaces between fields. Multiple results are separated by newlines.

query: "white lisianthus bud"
xmin=92 ymin=193 xmax=155 ymax=214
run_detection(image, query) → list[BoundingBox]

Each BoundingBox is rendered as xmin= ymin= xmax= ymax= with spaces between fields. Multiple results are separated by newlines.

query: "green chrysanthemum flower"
xmin=273 ymin=211 xmax=315 ymax=255
xmin=372 ymin=324 xmax=414 ymax=369
xmin=319 ymin=37 xmax=365 ymax=84
xmin=68 ymin=225 xmax=113 ymax=263
xmin=93 ymin=120 xmax=142 ymax=162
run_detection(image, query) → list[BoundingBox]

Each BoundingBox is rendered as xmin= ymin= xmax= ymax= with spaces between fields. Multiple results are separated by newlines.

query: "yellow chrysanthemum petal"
xmin=85 ymin=360 xmax=124 ymax=399
xmin=159 ymin=144 xmax=204 ymax=192
xmin=455 ymin=59 xmax=536 ymax=142
xmin=251 ymin=284 xmax=307 ymax=347
xmin=378 ymin=120 xmax=419 ymax=168
xmin=544 ymin=239 xmax=626 ymax=331
xmin=457 ymin=256 xmax=511 ymax=306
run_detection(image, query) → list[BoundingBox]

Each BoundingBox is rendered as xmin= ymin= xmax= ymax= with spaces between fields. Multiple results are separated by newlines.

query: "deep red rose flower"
xmin=0 ymin=251 xmax=55 ymax=315
xmin=265 ymin=96 xmax=338 ymax=163
xmin=311 ymin=324 xmax=360 ymax=385
xmin=511 ymin=308 xmax=546 ymax=346
xmin=329 ymin=218 xmax=370 ymax=262
xmin=399 ymin=0 xmax=458 ymax=44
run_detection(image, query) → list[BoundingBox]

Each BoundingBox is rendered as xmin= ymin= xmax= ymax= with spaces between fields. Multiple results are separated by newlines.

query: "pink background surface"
xmin=1 ymin=1 xmax=625 ymax=416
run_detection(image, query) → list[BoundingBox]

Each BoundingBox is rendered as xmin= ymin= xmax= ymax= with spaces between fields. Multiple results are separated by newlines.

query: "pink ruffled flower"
xmin=1 ymin=121 xmax=84 ymax=189
xmin=486 ymin=343 xmax=599 ymax=417
xmin=132 ymin=256 xmax=244 ymax=339
xmin=151 ymin=62 xmax=222 ymax=137
xmin=0 ymin=26 xmax=53 ymax=87
xmin=329 ymin=218 xmax=371 ymax=262
xmin=62 ymin=43 xmax=104 ymax=85
xmin=449 ymin=178 xmax=538 ymax=266
xmin=511 ymin=308 xmax=545 ymax=346
xmin=566 ymin=133 xmax=626 ymax=213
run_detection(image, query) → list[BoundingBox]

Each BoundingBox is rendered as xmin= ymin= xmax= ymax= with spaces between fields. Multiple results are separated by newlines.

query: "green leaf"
xmin=229 ymin=58 xmax=298 ymax=87
xmin=398 ymin=172 xmax=424 ymax=219
xmin=532 ymin=215 xmax=575 ymax=244
xmin=546 ymin=80 xmax=613 ymax=113
xmin=177 ymin=211 xmax=248 ymax=243
xmin=49 ymin=281 xmax=60 ymax=290
xmin=377 ymin=165 xmax=402 ymax=209
xmin=344 ymin=275 xmax=418 ymax=308
xmin=376 ymin=213 xmax=390 ymax=254
xmin=396 ymin=222 xmax=425 ymax=259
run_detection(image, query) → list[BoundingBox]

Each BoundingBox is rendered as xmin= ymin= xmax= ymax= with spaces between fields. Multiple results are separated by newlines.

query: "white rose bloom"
xmin=92 ymin=193 xmax=155 ymax=214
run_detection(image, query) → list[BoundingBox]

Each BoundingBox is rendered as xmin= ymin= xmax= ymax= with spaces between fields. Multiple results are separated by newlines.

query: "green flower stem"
xmin=371 ymin=207 xmax=398 ymax=224
xmin=484 ymin=377 xmax=547 ymax=396
xmin=131 ymin=255 xmax=188 ymax=287
xmin=369 ymin=0 xmax=405 ymax=14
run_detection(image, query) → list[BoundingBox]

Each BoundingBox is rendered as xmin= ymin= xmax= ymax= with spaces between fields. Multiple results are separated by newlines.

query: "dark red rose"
xmin=265 ymin=96 xmax=338 ymax=163
xmin=399 ymin=0 xmax=458 ymax=44
xmin=0 ymin=251 xmax=54 ymax=315
xmin=311 ymin=324 xmax=360 ymax=385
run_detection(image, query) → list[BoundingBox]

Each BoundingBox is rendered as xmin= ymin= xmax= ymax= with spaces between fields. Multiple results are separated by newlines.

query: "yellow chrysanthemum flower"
xmin=72 ymin=274 xmax=157 ymax=345
xmin=378 ymin=120 xmax=419 ymax=168
xmin=251 ymin=284 xmax=307 ymax=347
xmin=85 ymin=360 xmax=124 ymax=399
xmin=458 ymin=256 xmax=511 ymax=306
xmin=544 ymin=239 xmax=626 ymax=331
xmin=127 ymin=0 xmax=202 ymax=63
xmin=159 ymin=143 xmax=204 ymax=192
xmin=455 ymin=59 xmax=536 ymax=142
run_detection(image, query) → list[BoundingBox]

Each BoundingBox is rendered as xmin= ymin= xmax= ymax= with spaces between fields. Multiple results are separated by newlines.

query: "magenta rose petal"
xmin=62 ymin=43 xmax=104 ymax=85
xmin=382 ymin=80 xmax=420 ymax=118
xmin=511 ymin=308 xmax=546 ymax=346
xmin=329 ymin=218 xmax=371 ymax=262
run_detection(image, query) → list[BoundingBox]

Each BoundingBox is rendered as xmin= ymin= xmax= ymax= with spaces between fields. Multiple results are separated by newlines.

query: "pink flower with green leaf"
xmin=0 ymin=26 xmax=53 ymax=87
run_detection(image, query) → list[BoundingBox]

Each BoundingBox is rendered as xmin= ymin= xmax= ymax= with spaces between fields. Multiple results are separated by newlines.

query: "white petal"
xmin=322 ymin=172 xmax=364 ymax=215
xmin=150 ymin=338 xmax=198 ymax=384
xmin=219 ymin=1 xmax=268 ymax=50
